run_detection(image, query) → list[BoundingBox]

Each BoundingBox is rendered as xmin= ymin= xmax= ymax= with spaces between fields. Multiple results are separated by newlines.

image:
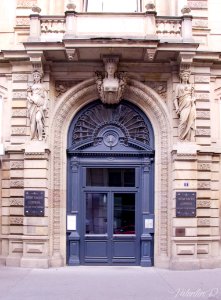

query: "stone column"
xmin=64 ymin=3 xmax=77 ymax=39
xmin=145 ymin=2 xmax=157 ymax=39
xmin=28 ymin=6 xmax=41 ymax=42
xmin=181 ymin=6 xmax=193 ymax=42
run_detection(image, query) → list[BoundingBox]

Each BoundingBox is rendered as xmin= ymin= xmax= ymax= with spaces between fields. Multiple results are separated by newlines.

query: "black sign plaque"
xmin=24 ymin=190 xmax=45 ymax=217
xmin=176 ymin=192 xmax=196 ymax=217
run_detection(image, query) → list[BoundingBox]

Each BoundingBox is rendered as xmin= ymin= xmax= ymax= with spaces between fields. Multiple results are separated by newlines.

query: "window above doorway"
xmin=85 ymin=0 xmax=141 ymax=12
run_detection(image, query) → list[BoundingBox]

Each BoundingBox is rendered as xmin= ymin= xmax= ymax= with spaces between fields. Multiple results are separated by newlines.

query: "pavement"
xmin=0 ymin=266 xmax=221 ymax=300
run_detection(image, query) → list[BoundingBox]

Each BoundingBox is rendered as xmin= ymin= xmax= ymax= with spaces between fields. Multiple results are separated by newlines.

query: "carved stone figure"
xmin=27 ymin=70 xmax=48 ymax=141
xmin=96 ymin=58 xmax=127 ymax=104
xmin=174 ymin=69 xmax=196 ymax=142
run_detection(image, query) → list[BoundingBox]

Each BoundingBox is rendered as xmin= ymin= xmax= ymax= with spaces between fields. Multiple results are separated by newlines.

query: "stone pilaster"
xmin=18 ymin=142 xmax=50 ymax=268
xmin=187 ymin=0 xmax=209 ymax=46
xmin=5 ymin=150 xmax=24 ymax=267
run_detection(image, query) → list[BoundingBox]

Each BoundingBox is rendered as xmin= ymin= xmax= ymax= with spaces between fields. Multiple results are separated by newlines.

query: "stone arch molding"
xmin=49 ymin=77 xmax=172 ymax=267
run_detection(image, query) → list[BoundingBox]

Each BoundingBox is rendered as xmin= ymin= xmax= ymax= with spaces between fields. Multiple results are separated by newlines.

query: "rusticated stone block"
xmin=10 ymin=216 xmax=23 ymax=225
xmin=10 ymin=180 xmax=24 ymax=188
xmin=10 ymin=198 xmax=24 ymax=206
xmin=177 ymin=244 xmax=195 ymax=255
xmin=188 ymin=1 xmax=207 ymax=9
xmin=197 ymin=244 xmax=209 ymax=254
xmin=197 ymin=199 xmax=211 ymax=208
xmin=198 ymin=162 xmax=211 ymax=171
xmin=10 ymin=161 xmax=24 ymax=169
xmin=197 ymin=181 xmax=211 ymax=189
xmin=197 ymin=218 xmax=210 ymax=226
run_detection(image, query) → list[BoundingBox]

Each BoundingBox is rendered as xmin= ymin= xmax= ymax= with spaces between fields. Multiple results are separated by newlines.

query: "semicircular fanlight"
xmin=72 ymin=102 xmax=150 ymax=146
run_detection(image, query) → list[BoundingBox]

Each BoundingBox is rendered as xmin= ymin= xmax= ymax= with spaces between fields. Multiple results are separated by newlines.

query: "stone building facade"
xmin=0 ymin=0 xmax=221 ymax=269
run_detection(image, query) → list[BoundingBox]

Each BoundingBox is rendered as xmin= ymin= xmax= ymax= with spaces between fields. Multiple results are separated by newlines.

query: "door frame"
xmin=67 ymin=156 xmax=154 ymax=266
xmin=66 ymin=100 xmax=155 ymax=266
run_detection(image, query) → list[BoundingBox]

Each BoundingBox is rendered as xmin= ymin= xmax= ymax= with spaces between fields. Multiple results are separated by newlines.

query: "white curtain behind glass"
xmin=87 ymin=0 xmax=139 ymax=12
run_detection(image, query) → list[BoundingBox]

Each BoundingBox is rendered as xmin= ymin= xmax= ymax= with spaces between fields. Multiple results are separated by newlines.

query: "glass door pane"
xmin=86 ymin=193 xmax=107 ymax=234
xmin=113 ymin=193 xmax=135 ymax=234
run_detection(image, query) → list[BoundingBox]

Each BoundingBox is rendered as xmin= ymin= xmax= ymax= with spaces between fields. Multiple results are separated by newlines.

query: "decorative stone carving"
xmin=197 ymin=200 xmax=211 ymax=208
xmin=174 ymin=68 xmax=196 ymax=142
xmin=24 ymin=152 xmax=48 ymax=159
xmin=193 ymin=19 xmax=208 ymax=28
xmin=55 ymin=81 xmax=72 ymax=97
xmin=145 ymin=48 xmax=157 ymax=61
xmin=10 ymin=198 xmax=24 ymax=206
xmin=12 ymin=74 xmax=28 ymax=82
xmin=196 ymin=111 xmax=210 ymax=119
xmin=16 ymin=17 xmax=30 ymax=26
xmin=12 ymin=127 xmax=26 ymax=135
xmin=17 ymin=0 xmax=37 ymax=8
xmin=13 ymin=92 xmax=27 ymax=99
xmin=181 ymin=5 xmax=191 ymax=15
xmin=196 ymin=93 xmax=209 ymax=100
xmin=198 ymin=163 xmax=211 ymax=171
xmin=10 ymin=161 xmax=24 ymax=169
xmin=188 ymin=1 xmax=207 ymax=9
xmin=145 ymin=1 xmax=156 ymax=11
xmin=66 ymin=1 xmax=76 ymax=11
xmin=196 ymin=128 xmax=210 ymax=136
xmin=197 ymin=218 xmax=210 ymax=227
xmin=195 ymin=76 xmax=210 ymax=83
xmin=197 ymin=181 xmax=210 ymax=189
xmin=27 ymin=70 xmax=49 ymax=141
xmin=31 ymin=5 xmax=41 ymax=14
xmin=96 ymin=57 xmax=127 ymax=105
xmin=10 ymin=217 xmax=23 ymax=225
xmin=12 ymin=109 xmax=27 ymax=117
xmin=145 ymin=81 xmax=167 ymax=100
xmin=10 ymin=180 xmax=24 ymax=188
xmin=41 ymin=19 xmax=65 ymax=35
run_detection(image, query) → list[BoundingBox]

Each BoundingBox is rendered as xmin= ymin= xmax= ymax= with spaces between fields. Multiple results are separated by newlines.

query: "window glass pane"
xmin=86 ymin=193 xmax=107 ymax=234
xmin=87 ymin=0 xmax=103 ymax=12
xmin=87 ymin=0 xmax=139 ymax=12
xmin=86 ymin=168 xmax=105 ymax=186
xmin=86 ymin=168 xmax=135 ymax=187
xmin=114 ymin=193 xmax=135 ymax=234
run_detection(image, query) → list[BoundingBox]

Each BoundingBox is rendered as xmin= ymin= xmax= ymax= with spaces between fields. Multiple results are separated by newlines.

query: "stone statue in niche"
xmin=96 ymin=58 xmax=127 ymax=104
xmin=27 ymin=70 xmax=48 ymax=141
xmin=174 ymin=68 xmax=196 ymax=142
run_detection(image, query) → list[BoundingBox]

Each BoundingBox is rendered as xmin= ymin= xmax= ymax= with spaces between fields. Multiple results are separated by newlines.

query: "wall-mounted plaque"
xmin=176 ymin=192 xmax=196 ymax=217
xmin=24 ymin=190 xmax=45 ymax=217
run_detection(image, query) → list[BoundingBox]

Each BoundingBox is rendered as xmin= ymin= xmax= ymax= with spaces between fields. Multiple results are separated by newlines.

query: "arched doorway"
xmin=66 ymin=100 xmax=155 ymax=266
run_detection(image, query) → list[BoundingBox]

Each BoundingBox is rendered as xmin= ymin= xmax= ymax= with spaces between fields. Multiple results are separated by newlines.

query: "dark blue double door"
xmin=81 ymin=188 xmax=139 ymax=265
